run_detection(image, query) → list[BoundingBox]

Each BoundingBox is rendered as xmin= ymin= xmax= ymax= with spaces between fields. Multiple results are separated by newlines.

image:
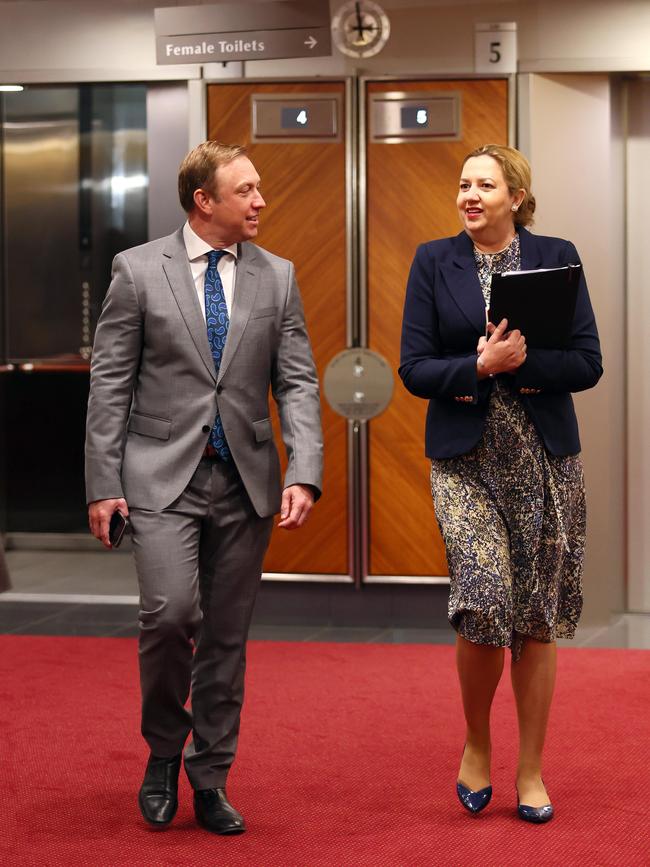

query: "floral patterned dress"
xmin=430 ymin=234 xmax=586 ymax=659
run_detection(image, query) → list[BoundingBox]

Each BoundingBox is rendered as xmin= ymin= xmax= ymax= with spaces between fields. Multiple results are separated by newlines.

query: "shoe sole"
xmin=518 ymin=811 xmax=554 ymax=824
xmin=195 ymin=814 xmax=246 ymax=835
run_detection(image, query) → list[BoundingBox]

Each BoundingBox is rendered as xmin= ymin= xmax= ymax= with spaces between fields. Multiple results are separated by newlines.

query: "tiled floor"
xmin=1 ymin=548 xmax=649 ymax=648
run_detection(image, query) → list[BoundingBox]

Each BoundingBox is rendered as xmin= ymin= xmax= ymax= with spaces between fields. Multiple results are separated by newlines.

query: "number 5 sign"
xmin=474 ymin=22 xmax=517 ymax=74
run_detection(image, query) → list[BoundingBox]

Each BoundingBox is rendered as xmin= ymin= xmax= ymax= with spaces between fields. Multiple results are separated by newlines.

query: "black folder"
xmin=489 ymin=264 xmax=582 ymax=349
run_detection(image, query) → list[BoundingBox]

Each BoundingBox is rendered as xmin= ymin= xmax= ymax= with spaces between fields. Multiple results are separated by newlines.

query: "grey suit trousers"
xmin=130 ymin=456 xmax=273 ymax=790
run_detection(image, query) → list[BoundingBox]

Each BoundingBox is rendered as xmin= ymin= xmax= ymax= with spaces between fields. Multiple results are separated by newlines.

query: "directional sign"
xmin=157 ymin=27 xmax=330 ymax=64
xmin=155 ymin=1 xmax=332 ymax=65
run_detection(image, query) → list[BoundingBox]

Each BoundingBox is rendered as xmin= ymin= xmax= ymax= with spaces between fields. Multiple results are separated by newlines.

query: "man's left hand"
xmin=277 ymin=484 xmax=315 ymax=530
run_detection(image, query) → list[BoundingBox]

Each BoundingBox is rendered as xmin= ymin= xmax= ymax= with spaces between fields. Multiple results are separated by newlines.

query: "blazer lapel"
xmin=162 ymin=229 xmax=216 ymax=381
xmin=440 ymin=231 xmax=487 ymax=335
xmin=217 ymin=242 xmax=260 ymax=384
xmin=517 ymin=226 xmax=544 ymax=271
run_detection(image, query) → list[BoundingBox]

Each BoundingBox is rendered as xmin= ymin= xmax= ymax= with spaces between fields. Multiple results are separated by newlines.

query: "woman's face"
xmin=456 ymin=155 xmax=523 ymax=242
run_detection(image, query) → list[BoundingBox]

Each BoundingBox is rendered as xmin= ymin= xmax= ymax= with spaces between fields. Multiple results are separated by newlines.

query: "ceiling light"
xmin=0 ymin=85 xmax=24 ymax=92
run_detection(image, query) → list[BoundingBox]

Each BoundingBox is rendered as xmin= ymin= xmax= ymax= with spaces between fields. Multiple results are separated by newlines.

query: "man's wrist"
xmin=286 ymin=483 xmax=317 ymax=502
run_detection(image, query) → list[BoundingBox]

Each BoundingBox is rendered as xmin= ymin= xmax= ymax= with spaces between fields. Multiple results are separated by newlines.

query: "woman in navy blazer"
xmin=399 ymin=145 xmax=602 ymax=823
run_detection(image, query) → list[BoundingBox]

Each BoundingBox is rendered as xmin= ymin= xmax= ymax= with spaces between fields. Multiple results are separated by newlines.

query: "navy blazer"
xmin=399 ymin=227 xmax=603 ymax=459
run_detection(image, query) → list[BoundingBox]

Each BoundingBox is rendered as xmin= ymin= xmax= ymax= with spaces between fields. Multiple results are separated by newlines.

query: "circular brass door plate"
xmin=324 ymin=348 xmax=394 ymax=420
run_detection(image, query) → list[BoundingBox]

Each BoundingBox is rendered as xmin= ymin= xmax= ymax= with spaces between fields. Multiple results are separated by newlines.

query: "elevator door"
xmin=207 ymin=82 xmax=349 ymax=576
xmin=366 ymin=79 xmax=509 ymax=577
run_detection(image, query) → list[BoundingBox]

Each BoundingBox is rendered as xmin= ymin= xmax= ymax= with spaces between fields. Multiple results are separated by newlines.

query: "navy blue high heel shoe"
xmin=517 ymin=800 xmax=554 ymax=823
xmin=456 ymin=745 xmax=492 ymax=814
xmin=516 ymin=786 xmax=554 ymax=823
xmin=456 ymin=781 xmax=493 ymax=814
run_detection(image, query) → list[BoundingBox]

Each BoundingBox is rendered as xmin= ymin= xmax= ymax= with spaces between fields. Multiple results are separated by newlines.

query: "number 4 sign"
xmin=474 ymin=22 xmax=517 ymax=74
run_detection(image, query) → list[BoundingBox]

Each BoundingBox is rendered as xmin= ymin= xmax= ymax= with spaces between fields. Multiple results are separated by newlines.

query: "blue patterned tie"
xmin=204 ymin=250 xmax=231 ymax=461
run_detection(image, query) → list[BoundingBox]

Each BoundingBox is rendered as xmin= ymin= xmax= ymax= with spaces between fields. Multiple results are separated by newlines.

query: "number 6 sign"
xmin=474 ymin=22 xmax=517 ymax=74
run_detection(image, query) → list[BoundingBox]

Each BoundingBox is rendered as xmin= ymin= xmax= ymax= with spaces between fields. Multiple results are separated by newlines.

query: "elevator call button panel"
xmin=370 ymin=91 xmax=461 ymax=143
xmin=252 ymin=93 xmax=341 ymax=142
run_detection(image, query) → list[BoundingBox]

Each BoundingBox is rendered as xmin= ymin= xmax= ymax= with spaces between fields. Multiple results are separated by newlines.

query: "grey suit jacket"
xmin=85 ymin=228 xmax=323 ymax=517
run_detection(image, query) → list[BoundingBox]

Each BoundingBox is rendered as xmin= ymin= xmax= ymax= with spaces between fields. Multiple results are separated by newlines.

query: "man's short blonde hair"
xmin=178 ymin=141 xmax=247 ymax=212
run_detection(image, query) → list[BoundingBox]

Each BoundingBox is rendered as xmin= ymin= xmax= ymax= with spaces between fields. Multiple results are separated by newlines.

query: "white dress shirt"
xmin=182 ymin=221 xmax=238 ymax=319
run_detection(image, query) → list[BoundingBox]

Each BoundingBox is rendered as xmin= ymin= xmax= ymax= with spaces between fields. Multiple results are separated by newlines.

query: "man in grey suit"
xmin=85 ymin=141 xmax=322 ymax=835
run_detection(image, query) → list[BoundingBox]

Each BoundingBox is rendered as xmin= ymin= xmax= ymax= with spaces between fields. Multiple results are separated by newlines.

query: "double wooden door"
xmin=207 ymin=77 xmax=508 ymax=579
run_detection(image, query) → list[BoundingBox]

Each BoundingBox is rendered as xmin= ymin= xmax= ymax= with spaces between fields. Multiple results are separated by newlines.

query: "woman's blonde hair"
xmin=462 ymin=144 xmax=536 ymax=227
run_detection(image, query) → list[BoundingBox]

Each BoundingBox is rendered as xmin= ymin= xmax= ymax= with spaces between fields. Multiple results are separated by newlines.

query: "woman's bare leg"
xmin=456 ymin=634 xmax=505 ymax=790
xmin=510 ymin=638 xmax=557 ymax=807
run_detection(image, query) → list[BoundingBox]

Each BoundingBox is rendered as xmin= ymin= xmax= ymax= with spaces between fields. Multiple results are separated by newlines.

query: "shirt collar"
xmin=183 ymin=221 xmax=238 ymax=262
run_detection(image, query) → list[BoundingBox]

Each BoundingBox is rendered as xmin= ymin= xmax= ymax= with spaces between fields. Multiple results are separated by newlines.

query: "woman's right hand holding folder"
xmin=476 ymin=318 xmax=527 ymax=379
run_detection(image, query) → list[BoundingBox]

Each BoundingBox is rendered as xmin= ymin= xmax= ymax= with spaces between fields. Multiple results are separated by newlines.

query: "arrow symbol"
xmin=304 ymin=35 xmax=317 ymax=49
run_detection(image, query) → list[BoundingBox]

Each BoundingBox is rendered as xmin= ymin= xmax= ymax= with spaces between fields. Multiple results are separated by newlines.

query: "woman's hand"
xmin=476 ymin=318 xmax=527 ymax=378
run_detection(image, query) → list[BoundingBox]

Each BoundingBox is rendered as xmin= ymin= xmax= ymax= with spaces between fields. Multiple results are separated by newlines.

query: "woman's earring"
xmin=511 ymin=205 xmax=519 ymax=212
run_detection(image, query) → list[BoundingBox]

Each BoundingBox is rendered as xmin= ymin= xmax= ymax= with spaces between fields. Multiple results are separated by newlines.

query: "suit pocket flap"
xmin=252 ymin=417 xmax=273 ymax=443
xmin=128 ymin=412 xmax=171 ymax=441
xmin=251 ymin=306 xmax=278 ymax=320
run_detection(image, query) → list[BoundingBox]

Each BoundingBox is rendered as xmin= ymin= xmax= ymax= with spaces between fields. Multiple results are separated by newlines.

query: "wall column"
xmin=519 ymin=73 xmax=626 ymax=625
xmin=626 ymin=78 xmax=650 ymax=613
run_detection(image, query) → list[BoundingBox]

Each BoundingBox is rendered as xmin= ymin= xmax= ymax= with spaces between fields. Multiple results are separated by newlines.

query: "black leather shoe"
xmin=138 ymin=753 xmax=182 ymax=828
xmin=193 ymin=788 xmax=246 ymax=835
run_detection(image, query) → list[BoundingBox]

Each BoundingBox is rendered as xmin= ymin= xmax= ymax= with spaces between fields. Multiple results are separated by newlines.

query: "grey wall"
xmin=519 ymin=73 xmax=627 ymax=625
xmin=146 ymin=83 xmax=188 ymax=239
xmin=626 ymin=77 xmax=650 ymax=615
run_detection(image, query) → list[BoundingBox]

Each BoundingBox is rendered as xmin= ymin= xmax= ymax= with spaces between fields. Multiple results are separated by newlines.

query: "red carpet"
xmin=0 ymin=636 xmax=648 ymax=867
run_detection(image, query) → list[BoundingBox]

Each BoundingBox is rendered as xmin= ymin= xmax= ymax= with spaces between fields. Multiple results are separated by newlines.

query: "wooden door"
xmin=207 ymin=82 xmax=348 ymax=575
xmin=366 ymin=79 xmax=508 ymax=576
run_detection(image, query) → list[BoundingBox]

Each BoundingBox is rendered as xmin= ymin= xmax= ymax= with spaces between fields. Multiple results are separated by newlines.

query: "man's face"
xmin=207 ymin=156 xmax=266 ymax=245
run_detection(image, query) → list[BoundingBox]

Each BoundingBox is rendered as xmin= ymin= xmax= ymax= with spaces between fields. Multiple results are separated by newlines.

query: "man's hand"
xmin=476 ymin=318 xmax=527 ymax=378
xmin=88 ymin=498 xmax=129 ymax=549
xmin=277 ymin=484 xmax=315 ymax=530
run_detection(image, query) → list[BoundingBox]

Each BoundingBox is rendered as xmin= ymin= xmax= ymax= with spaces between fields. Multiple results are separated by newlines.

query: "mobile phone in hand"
xmin=109 ymin=510 xmax=130 ymax=548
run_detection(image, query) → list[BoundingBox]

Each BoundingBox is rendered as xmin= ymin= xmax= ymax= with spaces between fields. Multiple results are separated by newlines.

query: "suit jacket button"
xmin=216 ymin=385 xmax=223 ymax=394
xmin=202 ymin=425 xmax=210 ymax=433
